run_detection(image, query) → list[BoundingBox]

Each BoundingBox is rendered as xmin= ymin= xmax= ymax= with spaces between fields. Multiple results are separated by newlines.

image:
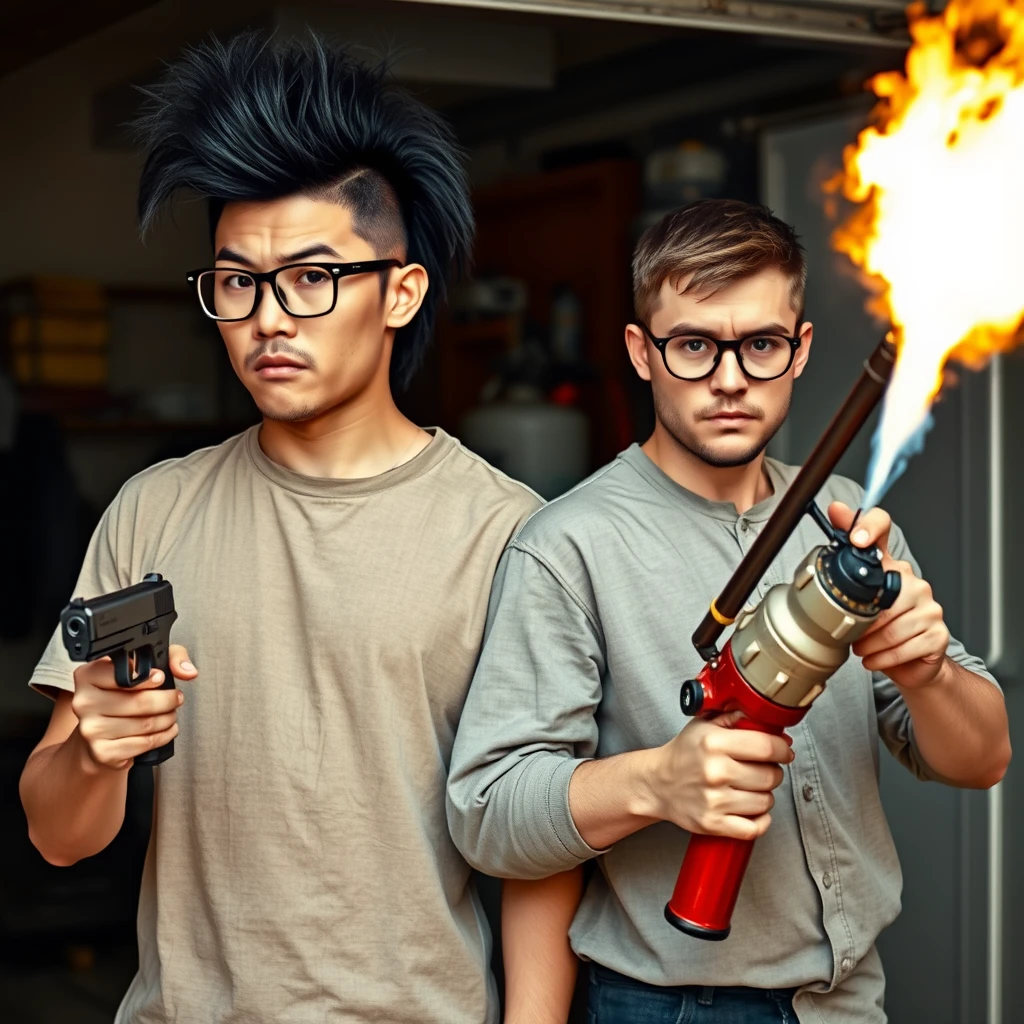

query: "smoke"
xmin=863 ymin=403 xmax=935 ymax=508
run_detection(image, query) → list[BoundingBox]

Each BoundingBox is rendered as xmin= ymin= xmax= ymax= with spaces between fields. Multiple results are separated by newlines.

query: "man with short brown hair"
xmin=448 ymin=199 xmax=1009 ymax=1023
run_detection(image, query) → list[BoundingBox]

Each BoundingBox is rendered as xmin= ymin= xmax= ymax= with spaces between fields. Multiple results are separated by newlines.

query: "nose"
xmin=709 ymin=349 xmax=748 ymax=395
xmin=253 ymin=282 xmax=295 ymax=338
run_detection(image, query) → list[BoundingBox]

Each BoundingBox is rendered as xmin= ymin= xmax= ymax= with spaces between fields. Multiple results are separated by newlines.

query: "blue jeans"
xmin=588 ymin=963 xmax=797 ymax=1024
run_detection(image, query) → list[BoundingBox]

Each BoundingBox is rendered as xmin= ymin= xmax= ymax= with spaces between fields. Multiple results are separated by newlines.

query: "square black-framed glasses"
xmin=186 ymin=260 xmax=404 ymax=322
xmin=634 ymin=319 xmax=803 ymax=382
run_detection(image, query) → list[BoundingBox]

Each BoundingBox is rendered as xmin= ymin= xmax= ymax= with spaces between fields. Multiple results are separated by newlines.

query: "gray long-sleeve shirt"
xmin=447 ymin=444 xmax=998 ymax=1024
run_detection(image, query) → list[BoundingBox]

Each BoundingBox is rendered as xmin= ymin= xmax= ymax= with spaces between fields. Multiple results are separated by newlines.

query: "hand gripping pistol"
xmin=60 ymin=573 xmax=179 ymax=766
xmin=665 ymin=339 xmax=900 ymax=940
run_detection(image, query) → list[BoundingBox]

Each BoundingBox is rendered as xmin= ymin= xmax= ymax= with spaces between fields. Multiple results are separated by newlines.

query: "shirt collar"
xmin=618 ymin=443 xmax=791 ymax=524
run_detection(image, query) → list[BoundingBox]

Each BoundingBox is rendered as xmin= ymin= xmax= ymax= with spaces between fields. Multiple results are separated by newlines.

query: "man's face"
xmin=211 ymin=195 xmax=422 ymax=423
xmin=625 ymin=268 xmax=813 ymax=468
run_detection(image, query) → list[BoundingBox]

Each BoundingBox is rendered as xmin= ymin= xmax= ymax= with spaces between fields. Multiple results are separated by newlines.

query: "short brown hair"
xmin=632 ymin=199 xmax=806 ymax=325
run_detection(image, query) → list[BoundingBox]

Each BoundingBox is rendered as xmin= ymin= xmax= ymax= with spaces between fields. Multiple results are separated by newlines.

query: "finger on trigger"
xmin=135 ymin=669 xmax=166 ymax=690
xmin=102 ymin=687 xmax=182 ymax=717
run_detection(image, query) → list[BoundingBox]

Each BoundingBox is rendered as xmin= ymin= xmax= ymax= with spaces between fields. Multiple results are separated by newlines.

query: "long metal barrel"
xmin=691 ymin=337 xmax=896 ymax=660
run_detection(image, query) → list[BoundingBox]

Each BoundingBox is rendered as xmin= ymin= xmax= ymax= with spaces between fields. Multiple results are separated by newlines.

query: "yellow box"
xmin=13 ymin=350 xmax=108 ymax=387
xmin=3 ymin=277 xmax=111 ymax=387
xmin=9 ymin=314 xmax=109 ymax=350
xmin=30 ymin=277 xmax=108 ymax=316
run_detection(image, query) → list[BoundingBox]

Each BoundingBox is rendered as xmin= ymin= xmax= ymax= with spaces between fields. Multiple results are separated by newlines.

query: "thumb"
xmin=827 ymin=500 xmax=856 ymax=532
xmin=168 ymin=645 xmax=198 ymax=680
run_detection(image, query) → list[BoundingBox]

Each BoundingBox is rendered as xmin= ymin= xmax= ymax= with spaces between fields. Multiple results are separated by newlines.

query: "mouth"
xmin=252 ymin=355 xmax=309 ymax=379
xmin=706 ymin=411 xmax=756 ymax=424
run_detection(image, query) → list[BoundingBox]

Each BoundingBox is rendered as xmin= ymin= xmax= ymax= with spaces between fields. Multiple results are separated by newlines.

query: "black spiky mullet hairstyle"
xmin=134 ymin=30 xmax=474 ymax=388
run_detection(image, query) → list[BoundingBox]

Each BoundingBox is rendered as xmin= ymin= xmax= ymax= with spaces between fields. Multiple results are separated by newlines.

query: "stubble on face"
xmin=653 ymin=383 xmax=793 ymax=468
xmin=243 ymin=340 xmax=324 ymax=422
xmin=257 ymin=400 xmax=323 ymax=423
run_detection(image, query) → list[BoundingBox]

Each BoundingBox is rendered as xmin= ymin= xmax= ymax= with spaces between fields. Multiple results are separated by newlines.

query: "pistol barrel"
xmin=61 ymin=576 xmax=175 ymax=662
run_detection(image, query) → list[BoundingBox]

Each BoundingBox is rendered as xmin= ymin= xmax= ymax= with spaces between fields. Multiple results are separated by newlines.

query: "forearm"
xmin=20 ymin=729 xmax=129 ymax=866
xmin=567 ymin=749 xmax=660 ymax=850
xmin=901 ymin=658 xmax=1011 ymax=787
xmin=502 ymin=869 xmax=584 ymax=1024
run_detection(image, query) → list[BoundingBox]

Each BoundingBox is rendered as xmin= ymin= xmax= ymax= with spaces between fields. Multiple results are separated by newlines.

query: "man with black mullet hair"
xmin=20 ymin=31 xmax=539 ymax=1024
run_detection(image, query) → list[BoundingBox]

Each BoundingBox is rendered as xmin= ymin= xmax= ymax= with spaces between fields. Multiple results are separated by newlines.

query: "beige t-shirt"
xmin=30 ymin=426 xmax=539 ymax=1024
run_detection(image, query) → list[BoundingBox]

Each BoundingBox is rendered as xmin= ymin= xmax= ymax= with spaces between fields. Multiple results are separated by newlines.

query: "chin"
xmin=688 ymin=431 xmax=772 ymax=469
xmin=241 ymin=376 xmax=318 ymax=422
xmin=256 ymin=400 xmax=323 ymax=423
xmin=247 ymin=389 xmax=320 ymax=423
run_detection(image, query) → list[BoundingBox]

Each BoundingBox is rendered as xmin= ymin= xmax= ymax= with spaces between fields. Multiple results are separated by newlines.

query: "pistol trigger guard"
xmin=112 ymin=649 xmax=133 ymax=688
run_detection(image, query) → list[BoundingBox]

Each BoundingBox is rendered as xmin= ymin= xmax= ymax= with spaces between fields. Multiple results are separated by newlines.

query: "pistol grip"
xmin=115 ymin=638 xmax=176 ymax=767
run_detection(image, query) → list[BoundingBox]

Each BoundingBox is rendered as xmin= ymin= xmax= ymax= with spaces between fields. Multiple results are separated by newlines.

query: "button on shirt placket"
xmin=790 ymin=723 xmax=859 ymax=988
xmin=734 ymin=517 xmax=785 ymax=593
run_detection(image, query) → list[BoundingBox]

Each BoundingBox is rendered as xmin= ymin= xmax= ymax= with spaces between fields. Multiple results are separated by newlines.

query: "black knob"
xmin=680 ymin=679 xmax=704 ymax=716
xmin=879 ymin=570 xmax=902 ymax=610
xmin=830 ymin=543 xmax=888 ymax=602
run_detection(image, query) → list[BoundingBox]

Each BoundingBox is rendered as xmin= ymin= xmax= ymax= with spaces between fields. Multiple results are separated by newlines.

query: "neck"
xmin=642 ymin=419 xmax=773 ymax=514
xmin=257 ymin=379 xmax=428 ymax=480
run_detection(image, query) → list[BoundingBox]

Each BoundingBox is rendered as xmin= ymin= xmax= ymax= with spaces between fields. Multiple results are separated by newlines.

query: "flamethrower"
xmin=665 ymin=339 xmax=899 ymax=941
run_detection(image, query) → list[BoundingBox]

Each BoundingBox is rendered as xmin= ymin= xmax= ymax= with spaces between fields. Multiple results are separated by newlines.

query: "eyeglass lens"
xmin=197 ymin=266 xmax=336 ymax=319
xmin=664 ymin=336 xmax=793 ymax=380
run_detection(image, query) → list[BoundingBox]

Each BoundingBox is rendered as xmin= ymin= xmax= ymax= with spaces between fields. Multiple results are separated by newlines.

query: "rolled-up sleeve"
xmin=447 ymin=541 xmax=608 ymax=879
xmin=873 ymin=522 xmax=1001 ymax=782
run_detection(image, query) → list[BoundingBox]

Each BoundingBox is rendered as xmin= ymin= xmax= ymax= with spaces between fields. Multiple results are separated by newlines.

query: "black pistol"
xmin=60 ymin=573 xmax=179 ymax=766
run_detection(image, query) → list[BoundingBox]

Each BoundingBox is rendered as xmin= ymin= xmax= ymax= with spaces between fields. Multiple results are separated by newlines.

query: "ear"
xmin=386 ymin=263 xmax=429 ymax=330
xmin=792 ymin=320 xmax=813 ymax=380
xmin=625 ymin=323 xmax=653 ymax=382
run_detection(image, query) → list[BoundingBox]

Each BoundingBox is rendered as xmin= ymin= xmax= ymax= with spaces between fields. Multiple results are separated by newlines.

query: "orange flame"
xmin=833 ymin=0 xmax=1024 ymax=503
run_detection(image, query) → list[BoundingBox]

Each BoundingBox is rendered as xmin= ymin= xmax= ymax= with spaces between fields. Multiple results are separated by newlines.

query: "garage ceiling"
xmin=395 ymin=0 xmax=911 ymax=48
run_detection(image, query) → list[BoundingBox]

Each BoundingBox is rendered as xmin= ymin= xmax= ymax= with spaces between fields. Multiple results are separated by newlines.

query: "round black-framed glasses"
xmin=186 ymin=260 xmax=404 ymax=322
xmin=635 ymin=320 xmax=803 ymax=382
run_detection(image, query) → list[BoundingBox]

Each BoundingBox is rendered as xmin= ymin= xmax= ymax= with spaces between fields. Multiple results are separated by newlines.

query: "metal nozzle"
xmin=729 ymin=537 xmax=900 ymax=708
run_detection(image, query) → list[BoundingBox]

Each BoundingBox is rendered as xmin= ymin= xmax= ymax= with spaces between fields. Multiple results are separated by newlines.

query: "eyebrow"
xmin=280 ymin=243 xmax=342 ymax=262
xmin=213 ymin=243 xmax=343 ymax=267
xmin=660 ymin=321 xmax=794 ymax=338
xmin=214 ymin=246 xmax=254 ymax=266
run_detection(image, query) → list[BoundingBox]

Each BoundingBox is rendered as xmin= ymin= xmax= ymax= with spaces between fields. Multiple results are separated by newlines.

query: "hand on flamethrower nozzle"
xmin=665 ymin=338 xmax=901 ymax=941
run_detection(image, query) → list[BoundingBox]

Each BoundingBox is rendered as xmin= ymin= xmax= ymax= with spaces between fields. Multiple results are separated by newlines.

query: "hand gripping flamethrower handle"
xmin=665 ymin=338 xmax=897 ymax=941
